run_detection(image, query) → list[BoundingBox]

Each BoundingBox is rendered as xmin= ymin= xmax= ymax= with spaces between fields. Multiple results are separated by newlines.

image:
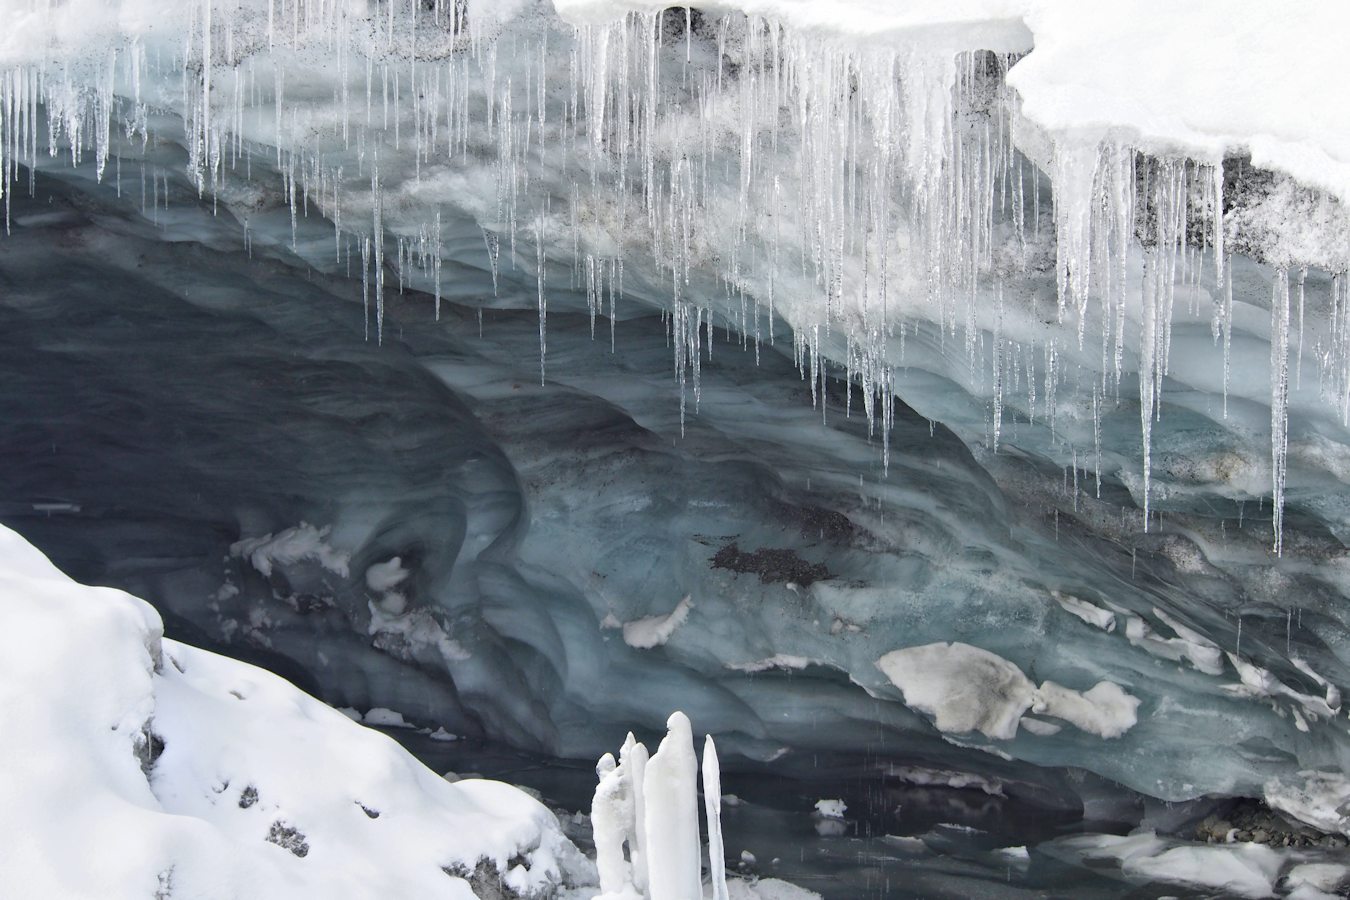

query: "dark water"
xmin=383 ymin=728 xmax=1216 ymax=900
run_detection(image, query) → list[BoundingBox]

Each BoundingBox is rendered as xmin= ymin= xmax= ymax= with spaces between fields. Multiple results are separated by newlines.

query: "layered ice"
xmin=3 ymin=157 xmax=1350 ymax=837
xmin=2 ymin=0 xmax=1350 ymax=848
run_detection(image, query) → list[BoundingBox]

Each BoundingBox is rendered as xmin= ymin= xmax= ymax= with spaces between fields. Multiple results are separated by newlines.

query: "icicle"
xmin=1271 ymin=268 xmax=1291 ymax=555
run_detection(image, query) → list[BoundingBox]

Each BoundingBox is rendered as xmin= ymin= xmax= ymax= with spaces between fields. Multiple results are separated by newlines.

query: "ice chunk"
xmin=876 ymin=642 xmax=1035 ymax=740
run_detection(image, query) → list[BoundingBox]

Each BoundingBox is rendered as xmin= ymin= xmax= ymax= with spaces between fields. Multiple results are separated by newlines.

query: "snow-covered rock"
xmin=0 ymin=522 xmax=579 ymax=899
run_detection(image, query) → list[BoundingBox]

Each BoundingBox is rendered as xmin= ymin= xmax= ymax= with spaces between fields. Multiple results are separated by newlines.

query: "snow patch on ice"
xmin=622 ymin=595 xmax=694 ymax=650
xmin=1051 ymin=591 xmax=1116 ymax=632
xmin=231 ymin=522 xmax=350 ymax=579
xmin=877 ymin=641 xmax=1139 ymax=740
xmin=813 ymin=799 xmax=847 ymax=819
xmin=1031 ymin=681 xmax=1140 ymax=740
xmin=726 ymin=654 xmax=821 ymax=673
xmin=1264 ymin=771 xmax=1350 ymax=837
xmin=361 ymin=706 xmax=412 ymax=728
xmin=876 ymin=642 xmax=1035 ymax=741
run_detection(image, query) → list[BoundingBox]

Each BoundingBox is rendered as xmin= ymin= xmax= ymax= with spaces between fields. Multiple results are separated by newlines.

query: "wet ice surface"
xmin=3 ymin=146 xmax=1350 ymax=875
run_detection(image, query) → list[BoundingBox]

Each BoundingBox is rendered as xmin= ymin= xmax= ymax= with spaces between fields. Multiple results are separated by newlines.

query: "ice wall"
xmin=2 ymin=0 xmax=1349 ymax=559
xmin=4 ymin=0 xmax=1350 ymax=838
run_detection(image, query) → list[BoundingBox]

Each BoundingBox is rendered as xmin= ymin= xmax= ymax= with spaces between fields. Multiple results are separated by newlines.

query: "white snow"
xmin=1063 ymin=831 xmax=1284 ymax=899
xmin=724 ymin=879 xmax=820 ymax=900
xmin=876 ymin=642 xmax=1036 ymax=741
xmin=726 ymin=655 xmax=820 ymax=673
xmin=1031 ymin=681 xmax=1140 ymax=739
xmin=1283 ymin=863 xmax=1350 ymax=900
xmin=1051 ymin=591 xmax=1116 ymax=632
xmin=876 ymin=641 xmax=1139 ymax=740
xmin=592 ymin=752 xmax=635 ymax=896
xmin=0 ymin=522 xmax=577 ymax=900
xmin=1225 ymin=654 xmax=1338 ymax=722
xmin=362 ymin=706 xmax=413 ymax=728
xmin=231 ymin=522 xmax=351 ymax=579
xmin=1264 ymin=771 xmax=1350 ymax=837
xmin=882 ymin=765 xmax=1006 ymax=797
xmin=553 ymin=0 xmax=1350 ymax=206
xmin=813 ymin=799 xmax=847 ymax=819
xmin=1122 ymin=614 xmax=1225 ymax=677
xmin=622 ymin=595 xmax=694 ymax=650
xmin=365 ymin=556 xmax=411 ymax=592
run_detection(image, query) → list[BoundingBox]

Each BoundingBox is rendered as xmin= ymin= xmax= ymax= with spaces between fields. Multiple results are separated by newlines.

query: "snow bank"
xmin=0 ymin=523 xmax=578 ymax=899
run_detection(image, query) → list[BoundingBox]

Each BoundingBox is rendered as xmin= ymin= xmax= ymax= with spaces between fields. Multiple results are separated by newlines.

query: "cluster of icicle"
xmin=2 ymin=0 xmax=1347 ymax=552
xmin=590 ymin=711 xmax=729 ymax=900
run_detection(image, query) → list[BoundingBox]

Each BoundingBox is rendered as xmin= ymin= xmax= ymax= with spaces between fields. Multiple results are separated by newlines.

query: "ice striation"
xmin=4 ymin=0 xmax=1350 ymax=855
xmin=1 ymin=0 xmax=1348 ymax=555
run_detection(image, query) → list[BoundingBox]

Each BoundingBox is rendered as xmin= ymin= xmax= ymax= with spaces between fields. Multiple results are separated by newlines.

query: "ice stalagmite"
xmin=622 ymin=733 xmax=651 ymax=893
xmin=702 ymin=734 xmax=728 ymax=900
xmin=644 ymin=711 xmax=702 ymax=900
xmin=592 ymin=752 xmax=635 ymax=895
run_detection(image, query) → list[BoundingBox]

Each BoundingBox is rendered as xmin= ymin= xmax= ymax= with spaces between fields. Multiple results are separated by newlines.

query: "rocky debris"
xmin=266 ymin=821 xmax=310 ymax=858
xmin=711 ymin=542 xmax=829 ymax=586
xmin=441 ymin=857 xmax=531 ymax=900
xmin=1192 ymin=798 xmax=1349 ymax=849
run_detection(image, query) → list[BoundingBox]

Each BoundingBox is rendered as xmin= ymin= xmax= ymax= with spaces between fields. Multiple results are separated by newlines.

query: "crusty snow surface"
xmin=0 ymin=522 xmax=580 ymax=900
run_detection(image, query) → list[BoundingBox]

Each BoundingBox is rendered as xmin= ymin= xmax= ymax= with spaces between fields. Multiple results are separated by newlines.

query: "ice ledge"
xmin=553 ymin=0 xmax=1350 ymax=205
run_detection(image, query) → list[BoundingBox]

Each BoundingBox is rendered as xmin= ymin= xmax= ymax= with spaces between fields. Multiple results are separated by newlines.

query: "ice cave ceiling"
xmin=4 ymin=0 xmax=1350 ymax=837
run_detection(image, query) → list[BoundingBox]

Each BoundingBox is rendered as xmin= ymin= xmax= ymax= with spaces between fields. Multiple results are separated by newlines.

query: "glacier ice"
xmin=3 ymin=0 xmax=1350 ymax=871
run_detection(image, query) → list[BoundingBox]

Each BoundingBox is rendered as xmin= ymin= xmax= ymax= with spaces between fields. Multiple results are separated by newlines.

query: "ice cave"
xmin=4 ymin=0 xmax=1350 ymax=897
